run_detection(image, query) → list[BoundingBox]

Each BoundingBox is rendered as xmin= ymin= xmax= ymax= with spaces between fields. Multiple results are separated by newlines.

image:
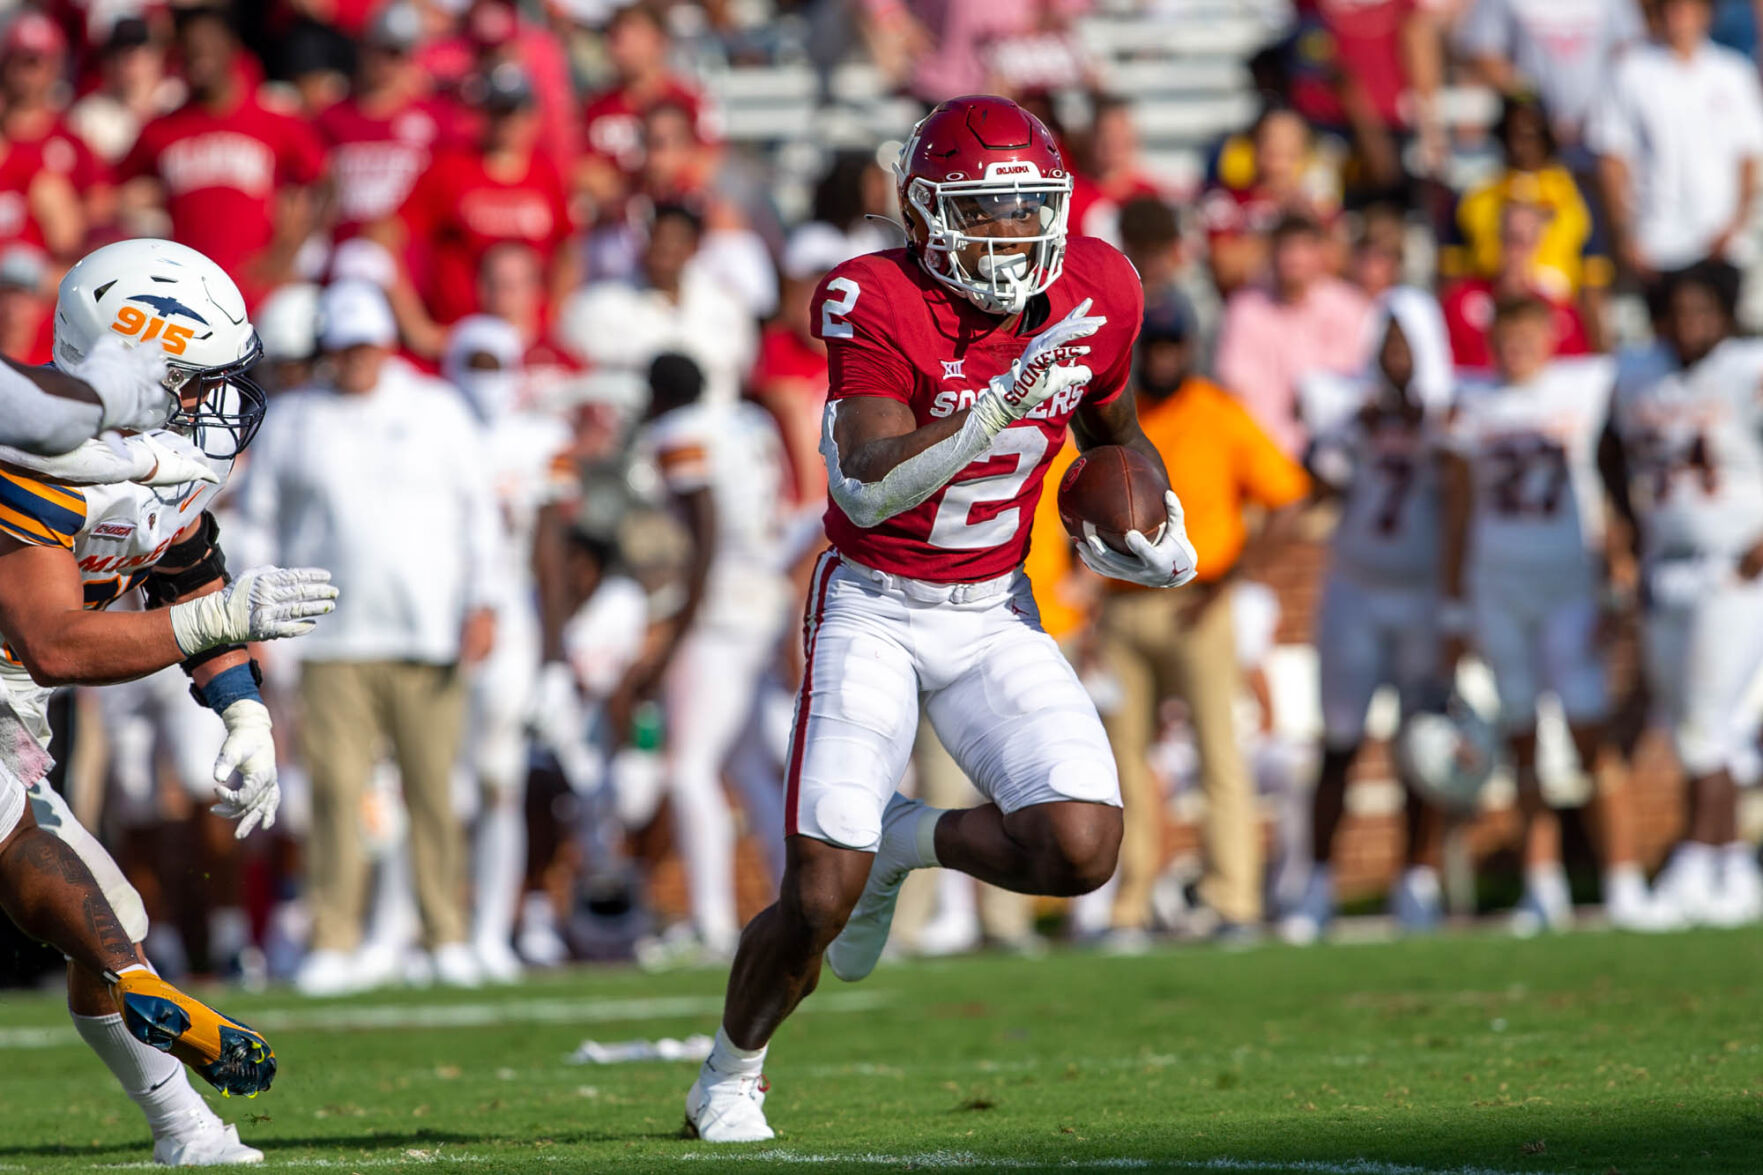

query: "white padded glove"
xmin=1075 ymin=489 xmax=1200 ymax=588
xmin=67 ymin=335 xmax=175 ymax=434
xmin=0 ymin=430 xmax=218 ymax=487
xmin=168 ymin=567 xmax=339 ymax=656
xmin=971 ymin=297 xmax=1106 ymax=434
xmin=210 ymin=699 xmax=279 ymax=838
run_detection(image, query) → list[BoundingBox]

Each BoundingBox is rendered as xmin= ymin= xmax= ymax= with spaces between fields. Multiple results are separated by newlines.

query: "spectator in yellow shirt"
xmin=1096 ymin=295 xmax=1311 ymax=944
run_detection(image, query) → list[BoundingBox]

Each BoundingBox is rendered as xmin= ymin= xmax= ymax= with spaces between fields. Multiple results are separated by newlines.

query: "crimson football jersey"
xmin=812 ymin=234 xmax=1143 ymax=583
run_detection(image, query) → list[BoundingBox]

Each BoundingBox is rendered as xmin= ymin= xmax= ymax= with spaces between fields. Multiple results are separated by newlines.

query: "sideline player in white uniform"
xmin=0 ymin=239 xmax=339 ymax=1165
xmin=628 ymin=352 xmax=792 ymax=956
xmin=1439 ymin=295 xmax=1666 ymax=933
xmin=442 ymin=316 xmax=574 ymax=981
xmin=683 ymin=95 xmax=1199 ymax=1142
xmin=1284 ymin=289 xmax=1451 ymax=943
xmin=1606 ymin=265 xmax=1763 ymax=925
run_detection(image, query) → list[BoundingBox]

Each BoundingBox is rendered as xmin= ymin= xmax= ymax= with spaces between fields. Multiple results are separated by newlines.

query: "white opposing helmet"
xmin=1396 ymin=693 xmax=1500 ymax=814
xmin=54 ymin=238 xmax=266 ymax=457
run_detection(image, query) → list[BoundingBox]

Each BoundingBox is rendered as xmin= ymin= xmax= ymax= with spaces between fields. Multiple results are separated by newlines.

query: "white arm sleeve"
xmin=0 ymin=363 xmax=105 ymax=457
xmin=820 ymin=399 xmax=1000 ymax=529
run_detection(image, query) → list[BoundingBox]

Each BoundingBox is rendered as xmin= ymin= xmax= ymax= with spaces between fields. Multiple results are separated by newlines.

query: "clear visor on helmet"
xmin=165 ymin=334 xmax=268 ymax=460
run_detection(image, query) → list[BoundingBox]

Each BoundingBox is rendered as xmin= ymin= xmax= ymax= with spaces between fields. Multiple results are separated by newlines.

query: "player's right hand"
xmin=68 ymin=334 xmax=176 ymax=434
xmin=972 ymin=298 xmax=1105 ymax=433
xmin=167 ymin=567 xmax=340 ymax=656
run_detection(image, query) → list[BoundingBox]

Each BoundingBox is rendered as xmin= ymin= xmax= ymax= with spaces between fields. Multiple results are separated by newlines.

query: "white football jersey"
xmin=481 ymin=409 xmax=574 ymax=603
xmin=1610 ymin=338 xmax=1763 ymax=563
xmin=1307 ymin=373 xmax=1440 ymax=587
xmin=643 ymin=402 xmax=788 ymax=563
xmin=1446 ymin=356 xmax=1614 ymax=574
xmin=0 ymin=451 xmax=231 ymax=736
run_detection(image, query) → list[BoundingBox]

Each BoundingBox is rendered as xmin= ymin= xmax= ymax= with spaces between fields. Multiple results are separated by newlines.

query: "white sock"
xmin=1525 ymin=861 xmax=1570 ymax=907
xmin=473 ymin=798 xmax=525 ymax=949
xmin=1723 ymin=842 xmax=1759 ymax=871
xmin=706 ymin=1026 xmax=766 ymax=1079
xmin=1603 ymin=862 xmax=1647 ymax=906
xmin=73 ymin=1012 xmax=216 ymax=1140
xmin=1675 ymin=840 xmax=1718 ymax=875
xmin=909 ymin=806 xmax=944 ymax=870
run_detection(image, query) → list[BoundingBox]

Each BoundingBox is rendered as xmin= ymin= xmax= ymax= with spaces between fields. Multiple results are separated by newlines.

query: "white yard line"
xmin=678 ymin=1152 xmax=1533 ymax=1175
xmin=0 ymin=990 xmax=890 ymax=1051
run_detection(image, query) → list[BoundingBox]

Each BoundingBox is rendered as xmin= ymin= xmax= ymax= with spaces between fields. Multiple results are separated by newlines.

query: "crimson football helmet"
xmin=897 ymin=95 xmax=1072 ymax=316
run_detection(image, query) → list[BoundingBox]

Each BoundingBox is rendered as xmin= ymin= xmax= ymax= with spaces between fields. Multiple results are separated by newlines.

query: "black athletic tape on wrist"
xmin=179 ymin=641 xmax=246 ymax=676
xmin=142 ymin=512 xmax=229 ymax=607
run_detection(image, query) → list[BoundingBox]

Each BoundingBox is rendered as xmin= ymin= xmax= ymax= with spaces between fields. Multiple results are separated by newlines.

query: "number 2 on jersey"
xmin=928 ymin=430 xmax=1050 ymax=550
xmin=820 ymin=278 xmax=860 ymax=340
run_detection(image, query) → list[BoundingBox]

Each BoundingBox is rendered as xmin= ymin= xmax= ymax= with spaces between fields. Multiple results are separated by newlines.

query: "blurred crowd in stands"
xmin=4 ymin=0 xmax=1763 ymax=990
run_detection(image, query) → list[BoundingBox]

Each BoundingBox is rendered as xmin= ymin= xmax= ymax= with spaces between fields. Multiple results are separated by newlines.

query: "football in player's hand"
xmin=1057 ymin=445 xmax=1170 ymax=555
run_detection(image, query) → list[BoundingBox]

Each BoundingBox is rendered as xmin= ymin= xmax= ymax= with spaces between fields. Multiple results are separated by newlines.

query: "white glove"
xmin=0 ymin=430 xmax=217 ymax=486
xmin=167 ymin=566 xmax=339 ymax=656
xmin=971 ymin=297 xmax=1106 ymax=434
xmin=1075 ymin=489 xmax=1200 ymax=588
xmin=210 ymin=698 xmax=279 ymax=838
xmin=67 ymin=335 xmax=175 ymax=434
xmin=529 ymin=660 xmax=582 ymax=748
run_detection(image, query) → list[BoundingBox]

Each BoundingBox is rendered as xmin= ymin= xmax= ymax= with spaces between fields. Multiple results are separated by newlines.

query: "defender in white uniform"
xmin=1608 ymin=266 xmax=1763 ymax=925
xmin=1285 ymin=289 xmax=1450 ymax=943
xmin=0 ymin=240 xmax=338 ymax=1165
xmin=443 ymin=317 xmax=575 ymax=981
xmin=634 ymin=353 xmax=792 ymax=956
xmin=1439 ymin=294 xmax=1666 ymax=933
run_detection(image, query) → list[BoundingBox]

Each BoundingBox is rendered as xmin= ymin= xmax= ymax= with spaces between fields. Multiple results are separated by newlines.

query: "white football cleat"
xmin=685 ymin=1069 xmax=774 ymax=1142
xmin=1509 ymin=880 xmax=1572 ymax=938
xmin=292 ymin=948 xmax=358 ymax=998
xmin=826 ymin=793 xmax=928 ymax=982
xmin=433 ymin=942 xmax=485 ymax=989
xmin=474 ymin=936 xmax=524 ymax=984
xmin=154 ymin=1122 xmax=262 ymax=1166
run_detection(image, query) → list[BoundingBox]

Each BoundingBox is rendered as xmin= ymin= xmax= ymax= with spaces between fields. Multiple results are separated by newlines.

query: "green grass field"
xmin=1 ymin=926 xmax=1758 ymax=1173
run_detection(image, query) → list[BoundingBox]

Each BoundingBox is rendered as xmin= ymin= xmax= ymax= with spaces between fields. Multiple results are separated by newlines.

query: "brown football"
xmin=1056 ymin=445 xmax=1170 ymax=554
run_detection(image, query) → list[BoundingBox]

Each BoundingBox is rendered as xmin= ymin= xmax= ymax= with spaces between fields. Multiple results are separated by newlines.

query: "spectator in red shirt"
xmin=1067 ymin=96 xmax=1161 ymax=245
xmin=116 ymin=7 xmax=326 ymax=306
xmin=476 ymin=241 xmax=582 ymax=391
xmin=374 ymin=63 xmax=577 ymax=355
xmin=578 ymin=2 xmax=719 ymax=219
xmin=1287 ymin=0 xmax=1447 ymax=193
xmin=1440 ymin=200 xmax=1590 ymax=373
xmin=0 ymin=123 xmax=80 ymax=262
xmin=417 ymin=1 xmax=577 ymax=175
xmin=749 ymin=225 xmax=850 ymax=509
xmin=0 ymin=11 xmax=111 ymax=233
xmin=1200 ymin=107 xmax=1343 ymax=296
xmin=315 ymin=4 xmax=472 ymax=245
xmin=66 ymin=18 xmax=185 ymax=169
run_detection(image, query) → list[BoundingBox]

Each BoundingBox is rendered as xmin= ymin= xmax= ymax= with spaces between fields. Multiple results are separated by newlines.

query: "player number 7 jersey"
xmin=812 ymin=237 xmax=1144 ymax=584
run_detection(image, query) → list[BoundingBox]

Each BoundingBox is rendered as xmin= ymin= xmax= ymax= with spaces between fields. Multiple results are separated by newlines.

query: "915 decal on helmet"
xmin=897 ymin=95 xmax=1072 ymax=316
xmin=53 ymin=238 xmax=267 ymax=459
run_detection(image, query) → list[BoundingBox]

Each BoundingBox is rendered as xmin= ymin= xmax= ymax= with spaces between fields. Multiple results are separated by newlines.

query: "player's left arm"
xmin=144 ymin=513 xmax=290 ymax=839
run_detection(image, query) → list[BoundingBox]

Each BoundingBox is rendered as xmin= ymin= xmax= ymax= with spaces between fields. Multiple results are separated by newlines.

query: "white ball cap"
xmin=319 ymin=280 xmax=397 ymax=351
xmin=781 ymin=222 xmax=862 ymax=282
xmin=255 ymin=282 xmax=321 ymax=361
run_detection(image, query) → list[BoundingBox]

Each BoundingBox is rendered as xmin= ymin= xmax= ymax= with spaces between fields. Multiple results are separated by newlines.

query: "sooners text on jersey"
xmin=811 ymin=235 xmax=1142 ymax=583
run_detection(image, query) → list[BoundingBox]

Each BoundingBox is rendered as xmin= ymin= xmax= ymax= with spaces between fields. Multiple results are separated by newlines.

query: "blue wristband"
xmin=197 ymin=662 xmax=263 ymax=713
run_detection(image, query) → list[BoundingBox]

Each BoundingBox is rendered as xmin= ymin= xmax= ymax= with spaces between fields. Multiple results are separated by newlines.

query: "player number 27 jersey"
xmin=811 ymin=237 xmax=1143 ymax=584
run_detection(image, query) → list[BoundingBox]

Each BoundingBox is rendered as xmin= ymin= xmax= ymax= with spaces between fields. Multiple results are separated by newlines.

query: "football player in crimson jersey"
xmin=685 ymin=95 xmax=1200 ymax=1142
